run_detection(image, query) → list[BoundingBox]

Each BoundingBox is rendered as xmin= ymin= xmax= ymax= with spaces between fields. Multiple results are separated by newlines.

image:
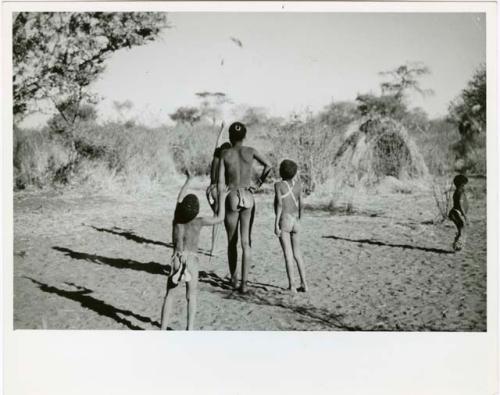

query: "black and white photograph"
xmin=10 ymin=10 xmax=490 ymax=333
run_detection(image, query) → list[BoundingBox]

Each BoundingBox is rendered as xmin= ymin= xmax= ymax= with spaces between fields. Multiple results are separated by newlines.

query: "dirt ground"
xmin=13 ymin=178 xmax=487 ymax=331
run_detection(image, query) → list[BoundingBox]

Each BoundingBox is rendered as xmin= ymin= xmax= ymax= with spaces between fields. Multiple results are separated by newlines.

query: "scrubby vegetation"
xmin=13 ymin=46 xmax=486 ymax=200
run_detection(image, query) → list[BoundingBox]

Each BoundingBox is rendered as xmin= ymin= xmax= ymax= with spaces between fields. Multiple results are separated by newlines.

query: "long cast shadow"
xmin=198 ymin=271 xmax=284 ymax=292
xmin=322 ymin=235 xmax=454 ymax=254
xmin=90 ymin=225 xmax=213 ymax=256
xmin=25 ymin=277 xmax=161 ymax=330
xmin=228 ymin=289 xmax=362 ymax=331
xmin=52 ymin=246 xmax=169 ymax=276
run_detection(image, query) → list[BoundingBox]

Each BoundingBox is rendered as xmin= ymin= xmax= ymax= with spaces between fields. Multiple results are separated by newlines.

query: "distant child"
xmin=274 ymin=160 xmax=308 ymax=292
xmin=161 ymin=170 xmax=229 ymax=330
xmin=448 ymin=174 xmax=469 ymax=251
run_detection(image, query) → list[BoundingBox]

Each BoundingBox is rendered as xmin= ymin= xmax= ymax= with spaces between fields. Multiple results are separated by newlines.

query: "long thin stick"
xmin=209 ymin=121 xmax=225 ymax=264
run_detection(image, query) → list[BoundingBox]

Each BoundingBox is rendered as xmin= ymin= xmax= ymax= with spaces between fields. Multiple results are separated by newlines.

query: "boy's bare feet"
xmin=286 ymin=285 xmax=297 ymax=293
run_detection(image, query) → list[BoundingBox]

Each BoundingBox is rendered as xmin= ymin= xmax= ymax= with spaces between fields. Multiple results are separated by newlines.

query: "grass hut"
xmin=331 ymin=116 xmax=428 ymax=187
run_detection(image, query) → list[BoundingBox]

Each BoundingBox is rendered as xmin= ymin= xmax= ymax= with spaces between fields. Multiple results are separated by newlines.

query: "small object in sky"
xmin=230 ymin=36 xmax=243 ymax=48
xmin=221 ymin=58 xmax=224 ymax=66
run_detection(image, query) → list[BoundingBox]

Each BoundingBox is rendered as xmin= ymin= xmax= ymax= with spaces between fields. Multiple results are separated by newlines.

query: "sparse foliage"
xmin=448 ymin=65 xmax=486 ymax=173
xmin=169 ymin=106 xmax=202 ymax=126
xmin=357 ymin=62 xmax=433 ymax=121
xmin=431 ymin=179 xmax=453 ymax=222
xmin=195 ymin=91 xmax=231 ymax=124
xmin=13 ymin=12 xmax=168 ymax=122
xmin=379 ymin=62 xmax=434 ymax=99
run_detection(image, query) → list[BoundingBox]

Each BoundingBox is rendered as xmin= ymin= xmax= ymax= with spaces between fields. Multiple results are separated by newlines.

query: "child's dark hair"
xmin=228 ymin=122 xmax=246 ymax=144
xmin=174 ymin=194 xmax=200 ymax=224
xmin=279 ymin=159 xmax=298 ymax=180
xmin=453 ymin=174 xmax=469 ymax=188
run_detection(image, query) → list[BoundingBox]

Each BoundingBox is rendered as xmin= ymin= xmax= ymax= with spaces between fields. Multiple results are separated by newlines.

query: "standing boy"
xmin=448 ymin=174 xmax=469 ymax=251
xmin=274 ymin=159 xmax=308 ymax=292
xmin=218 ymin=122 xmax=272 ymax=293
xmin=161 ymin=170 xmax=229 ymax=330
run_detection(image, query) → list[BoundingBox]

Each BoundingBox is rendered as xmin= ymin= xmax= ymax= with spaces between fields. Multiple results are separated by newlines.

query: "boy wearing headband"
xmin=274 ymin=159 xmax=308 ymax=292
xmin=160 ymin=170 xmax=229 ymax=330
xmin=218 ymin=122 xmax=272 ymax=293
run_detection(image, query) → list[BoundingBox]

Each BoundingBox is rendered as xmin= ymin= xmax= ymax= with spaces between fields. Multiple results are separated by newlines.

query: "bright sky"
xmin=22 ymin=12 xmax=486 ymax=127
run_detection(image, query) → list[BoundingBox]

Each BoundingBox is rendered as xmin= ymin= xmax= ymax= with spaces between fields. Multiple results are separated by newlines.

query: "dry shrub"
xmin=431 ymin=177 xmax=453 ymax=223
xmin=168 ymin=123 xmax=220 ymax=176
xmin=269 ymin=113 xmax=346 ymax=193
xmin=14 ymin=119 xmax=222 ymax=193
xmin=14 ymin=127 xmax=74 ymax=189
xmin=14 ymin=121 xmax=181 ymax=193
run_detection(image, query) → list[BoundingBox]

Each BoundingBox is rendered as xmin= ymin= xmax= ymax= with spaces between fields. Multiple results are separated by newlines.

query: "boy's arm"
xmin=217 ymin=155 xmax=226 ymax=197
xmin=298 ymin=181 xmax=303 ymax=219
xmin=253 ymin=149 xmax=272 ymax=188
xmin=209 ymin=122 xmax=224 ymax=185
xmin=177 ymin=170 xmax=192 ymax=203
xmin=459 ymin=190 xmax=468 ymax=222
xmin=200 ymin=187 xmax=229 ymax=226
xmin=209 ymin=156 xmax=220 ymax=185
xmin=274 ymin=183 xmax=282 ymax=236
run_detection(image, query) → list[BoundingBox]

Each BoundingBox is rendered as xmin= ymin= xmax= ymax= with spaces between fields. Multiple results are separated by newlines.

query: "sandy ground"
xmin=13 ymin=178 xmax=486 ymax=331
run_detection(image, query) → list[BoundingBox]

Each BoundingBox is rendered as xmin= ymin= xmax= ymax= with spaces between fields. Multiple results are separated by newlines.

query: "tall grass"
xmin=14 ymin=105 xmax=482 ymax=197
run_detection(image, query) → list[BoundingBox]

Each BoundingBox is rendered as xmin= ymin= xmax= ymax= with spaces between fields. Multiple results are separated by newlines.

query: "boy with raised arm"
xmin=161 ymin=170 xmax=229 ymax=330
xmin=218 ymin=122 xmax=271 ymax=293
xmin=274 ymin=159 xmax=308 ymax=292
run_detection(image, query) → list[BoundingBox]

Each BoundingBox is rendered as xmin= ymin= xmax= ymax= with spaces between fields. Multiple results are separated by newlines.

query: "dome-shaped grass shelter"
xmin=331 ymin=116 xmax=428 ymax=187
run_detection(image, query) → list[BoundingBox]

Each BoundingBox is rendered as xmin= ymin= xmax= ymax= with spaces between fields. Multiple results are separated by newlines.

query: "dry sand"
xmin=13 ymin=178 xmax=486 ymax=331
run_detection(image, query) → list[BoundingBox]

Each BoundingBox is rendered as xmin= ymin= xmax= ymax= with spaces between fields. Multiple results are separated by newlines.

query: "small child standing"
xmin=274 ymin=160 xmax=308 ymax=292
xmin=161 ymin=170 xmax=229 ymax=330
xmin=448 ymin=174 xmax=469 ymax=251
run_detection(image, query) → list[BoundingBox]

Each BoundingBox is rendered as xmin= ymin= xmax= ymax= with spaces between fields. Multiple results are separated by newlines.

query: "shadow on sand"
xmin=322 ymin=234 xmax=454 ymax=254
xmin=52 ymin=246 xmax=169 ymax=276
xmin=52 ymin=246 xmax=357 ymax=330
xmin=229 ymin=289 xmax=362 ymax=331
xmin=25 ymin=277 xmax=162 ymax=330
xmin=198 ymin=272 xmax=360 ymax=330
xmin=89 ymin=225 xmax=212 ymax=256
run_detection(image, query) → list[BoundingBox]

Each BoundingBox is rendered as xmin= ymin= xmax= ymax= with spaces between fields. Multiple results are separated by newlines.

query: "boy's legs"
xmin=279 ymin=232 xmax=296 ymax=291
xmin=224 ymin=209 xmax=240 ymax=288
xmin=449 ymin=210 xmax=465 ymax=250
xmin=161 ymin=280 xmax=180 ymax=330
xmin=239 ymin=206 xmax=253 ymax=293
xmin=291 ymin=232 xmax=307 ymax=291
xmin=185 ymin=270 xmax=199 ymax=330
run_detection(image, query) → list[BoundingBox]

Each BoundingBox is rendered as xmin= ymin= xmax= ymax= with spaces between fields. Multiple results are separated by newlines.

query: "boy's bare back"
xmin=172 ymin=220 xmax=203 ymax=253
xmin=221 ymin=146 xmax=255 ymax=189
xmin=274 ymin=180 xmax=301 ymax=216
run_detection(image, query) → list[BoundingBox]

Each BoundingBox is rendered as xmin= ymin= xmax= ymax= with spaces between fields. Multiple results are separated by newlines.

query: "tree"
xmin=356 ymin=62 xmax=433 ymax=121
xmin=448 ymin=64 xmax=486 ymax=133
xmin=195 ymin=91 xmax=231 ymax=124
xmin=318 ymin=101 xmax=358 ymax=127
xmin=169 ymin=106 xmax=202 ymax=126
xmin=448 ymin=65 xmax=486 ymax=173
xmin=13 ymin=12 xmax=168 ymax=124
xmin=356 ymin=93 xmax=408 ymax=119
xmin=379 ymin=61 xmax=434 ymax=100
